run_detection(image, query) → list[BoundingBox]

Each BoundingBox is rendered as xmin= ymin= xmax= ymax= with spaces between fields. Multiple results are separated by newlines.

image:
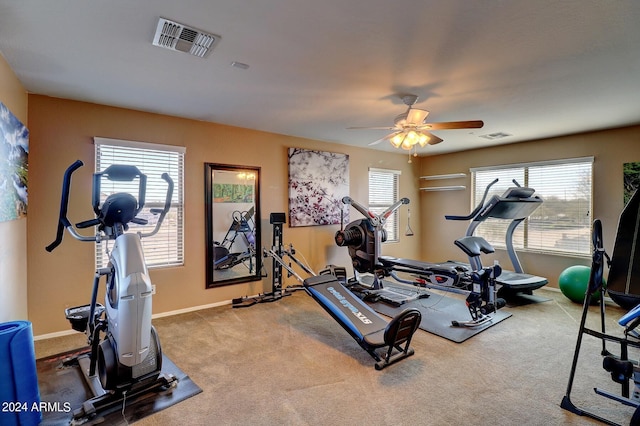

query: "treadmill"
xmin=445 ymin=179 xmax=548 ymax=297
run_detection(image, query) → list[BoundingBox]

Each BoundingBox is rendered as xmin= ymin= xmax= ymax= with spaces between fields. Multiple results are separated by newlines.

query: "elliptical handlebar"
xmin=445 ymin=178 xmax=499 ymax=221
xmin=139 ymin=172 xmax=173 ymax=238
xmin=46 ymin=162 xmax=174 ymax=251
xmin=46 ymin=160 xmax=89 ymax=252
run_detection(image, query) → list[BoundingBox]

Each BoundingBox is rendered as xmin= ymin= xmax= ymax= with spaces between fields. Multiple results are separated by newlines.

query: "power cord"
xmin=121 ymin=390 xmax=129 ymax=425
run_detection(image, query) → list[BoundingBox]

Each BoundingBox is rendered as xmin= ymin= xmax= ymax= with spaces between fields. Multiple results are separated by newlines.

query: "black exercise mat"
xmin=37 ymin=348 xmax=201 ymax=425
xmin=368 ymin=288 xmax=512 ymax=343
xmin=503 ymin=292 xmax=551 ymax=307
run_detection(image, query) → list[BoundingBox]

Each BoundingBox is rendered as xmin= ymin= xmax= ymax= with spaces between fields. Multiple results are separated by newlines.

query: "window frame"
xmin=368 ymin=167 xmax=401 ymax=243
xmin=470 ymin=157 xmax=593 ymax=258
xmin=94 ymin=137 xmax=185 ymax=269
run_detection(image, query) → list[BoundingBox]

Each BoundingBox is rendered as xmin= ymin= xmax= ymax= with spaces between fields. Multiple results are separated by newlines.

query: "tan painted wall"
xmin=418 ymin=126 xmax=640 ymax=288
xmin=27 ymin=95 xmax=422 ymax=335
xmin=22 ymin=93 xmax=640 ymax=335
xmin=0 ymin=52 xmax=28 ymax=322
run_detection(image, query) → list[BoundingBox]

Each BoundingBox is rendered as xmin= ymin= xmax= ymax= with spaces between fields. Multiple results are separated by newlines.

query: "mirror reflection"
xmin=205 ymin=163 xmax=261 ymax=288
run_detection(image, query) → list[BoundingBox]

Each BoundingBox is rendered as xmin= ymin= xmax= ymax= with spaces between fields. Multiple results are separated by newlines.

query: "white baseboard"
xmin=34 ymin=329 xmax=78 ymax=341
xmin=34 ymin=299 xmax=234 ymax=341
xmin=150 ymin=299 xmax=231 ymax=319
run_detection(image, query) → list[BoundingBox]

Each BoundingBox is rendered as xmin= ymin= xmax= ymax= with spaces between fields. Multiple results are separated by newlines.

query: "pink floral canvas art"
xmin=288 ymin=148 xmax=349 ymax=227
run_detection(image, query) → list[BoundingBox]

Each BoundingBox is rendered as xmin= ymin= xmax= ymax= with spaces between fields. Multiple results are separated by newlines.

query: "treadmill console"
xmin=501 ymin=187 xmax=535 ymax=199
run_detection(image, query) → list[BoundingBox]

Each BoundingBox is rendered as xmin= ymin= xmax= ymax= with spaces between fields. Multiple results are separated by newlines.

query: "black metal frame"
xmin=205 ymin=163 xmax=262 ymax=288
xmin=561 ymin=219 xmax=640 ymax=425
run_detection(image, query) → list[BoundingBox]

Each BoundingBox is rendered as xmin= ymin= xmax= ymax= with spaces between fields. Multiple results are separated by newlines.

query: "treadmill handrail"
xmin=445 ymin=178 xmax=498 ymax=221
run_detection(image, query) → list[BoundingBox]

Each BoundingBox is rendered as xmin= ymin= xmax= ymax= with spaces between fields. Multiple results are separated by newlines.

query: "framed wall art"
xmin=288 ymin=148 xmax=349 ymax=227
xmin=624 ymin=162 xmax=640 ymax=206
xmin=0 ymin=102 xmax=29 ymax=222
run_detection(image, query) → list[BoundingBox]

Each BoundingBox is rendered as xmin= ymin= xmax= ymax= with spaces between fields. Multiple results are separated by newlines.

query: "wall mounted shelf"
xmin=419 ymin=173 xmax=466 ymax=180
xmin=419 ymin=185 xmax=466 ymax=192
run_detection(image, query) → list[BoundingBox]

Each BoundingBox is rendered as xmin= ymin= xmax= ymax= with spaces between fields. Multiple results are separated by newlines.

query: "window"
xmin=471 ymin=157 xmax=593 ymax=256
xmin=369 ymin=168 xmax=401 ymax=242
xmin=94 ymin=137 xmax=185 ymax=269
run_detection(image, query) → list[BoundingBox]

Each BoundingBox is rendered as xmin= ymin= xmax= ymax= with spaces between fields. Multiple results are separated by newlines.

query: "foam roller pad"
xmin=0 ymin=321 xmax=41 ymax=426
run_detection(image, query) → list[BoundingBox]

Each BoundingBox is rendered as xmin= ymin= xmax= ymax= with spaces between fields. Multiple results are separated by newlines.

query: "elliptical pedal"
xmin=65 ymin=304 xmax=105 ymax=332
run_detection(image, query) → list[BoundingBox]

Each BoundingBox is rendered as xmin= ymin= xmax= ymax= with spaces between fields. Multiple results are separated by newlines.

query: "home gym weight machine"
xmin=232 ymin=212 xmax=304 ymax=307
xmin=260 ymin=215 xmax=422 ymax=370
xmin=335 ymin=196 xmax=506 ymax=327
xmin=562 ymin=189 xmax=640 ymax=425
xmin=46 ymin=160 xmax=177 ymax=423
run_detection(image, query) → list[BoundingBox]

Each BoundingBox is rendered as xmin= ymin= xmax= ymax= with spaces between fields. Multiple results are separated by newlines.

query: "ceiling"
xmin=1 ymin=1 xmax=639 ymax=156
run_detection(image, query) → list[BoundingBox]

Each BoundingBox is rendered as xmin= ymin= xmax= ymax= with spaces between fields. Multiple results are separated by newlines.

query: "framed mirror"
xmin=205 ymin=163 xmax=261 ymax=288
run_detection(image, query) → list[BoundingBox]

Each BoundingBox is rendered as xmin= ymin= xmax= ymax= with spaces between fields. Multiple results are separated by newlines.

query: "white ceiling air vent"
xmin=479 ymin=132 xmax=512 ymax=140
xmin=152 ymin=18 xmax=220 ymax=58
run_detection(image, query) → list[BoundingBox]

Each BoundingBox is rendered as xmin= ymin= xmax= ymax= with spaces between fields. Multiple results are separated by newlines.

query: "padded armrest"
xmin=455 ymin=236 xmax=495 ymax=257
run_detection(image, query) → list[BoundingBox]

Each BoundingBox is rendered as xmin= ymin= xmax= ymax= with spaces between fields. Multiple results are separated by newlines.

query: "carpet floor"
xmin=35 ymin=288 xmax=637 ymax=425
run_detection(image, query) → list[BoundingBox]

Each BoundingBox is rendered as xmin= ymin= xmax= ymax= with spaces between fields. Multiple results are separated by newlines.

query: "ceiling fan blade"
xmin=405 ymin=108 xmax=429 ymax=125
xmin=348 ymin=126 xmax=398 ymax=130
xmin=424 ymin=131 xmax=444 ymax=145
xmin=421 ymin=120 xmax=484 ymax=130
xmin=368 ymin=131 xmax=401 ymax=146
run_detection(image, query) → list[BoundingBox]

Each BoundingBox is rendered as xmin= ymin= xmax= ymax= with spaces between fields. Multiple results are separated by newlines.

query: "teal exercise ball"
xmin=558 ymin=265 xmax=603 ymax=304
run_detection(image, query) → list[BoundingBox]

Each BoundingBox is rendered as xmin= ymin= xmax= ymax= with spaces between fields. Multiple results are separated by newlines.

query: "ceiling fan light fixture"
xmin=390 ymin=132 xmax=405 ymax=148
xmin=389 ymin=130 xmax=430 ymax=150
xmin=349 ymin=94 xmax=483 ymax=150
xmin=401 ymin=139 xmax=413 ymax=150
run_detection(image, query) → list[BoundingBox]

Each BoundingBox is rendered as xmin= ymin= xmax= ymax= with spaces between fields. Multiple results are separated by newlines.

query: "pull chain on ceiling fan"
xmin=348 ymin=94 xmax=484 ymax=154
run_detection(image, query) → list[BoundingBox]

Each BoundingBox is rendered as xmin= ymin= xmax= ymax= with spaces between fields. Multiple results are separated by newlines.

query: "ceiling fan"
xmin=348 ymin=94 xmax=484 ymax=151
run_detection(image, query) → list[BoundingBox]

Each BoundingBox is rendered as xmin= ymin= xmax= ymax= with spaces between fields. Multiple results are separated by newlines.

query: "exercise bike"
xmin=46 ymin=160 xmax=178 ymax=423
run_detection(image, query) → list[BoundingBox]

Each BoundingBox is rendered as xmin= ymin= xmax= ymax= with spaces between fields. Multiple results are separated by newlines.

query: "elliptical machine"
xmin=46 ymin=160 xmax=177 ymax=423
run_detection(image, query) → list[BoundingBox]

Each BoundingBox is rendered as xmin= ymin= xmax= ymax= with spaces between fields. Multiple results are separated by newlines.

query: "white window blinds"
xmin=471 ymin=157 xmax=593 ymax=256
xmin=94 ymin=137 xmax=185 ymax=269
xmin=369 ymin=168 xmax=401 ymax=242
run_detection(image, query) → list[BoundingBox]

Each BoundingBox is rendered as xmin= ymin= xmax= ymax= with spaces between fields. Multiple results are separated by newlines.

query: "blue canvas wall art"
xmin=0 ymin=102 xmax=29 ymax=222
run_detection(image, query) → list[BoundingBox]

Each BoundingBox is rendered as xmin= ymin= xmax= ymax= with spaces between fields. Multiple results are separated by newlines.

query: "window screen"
xmin=369 ymin=168 xmax=401 ymax=242
xmin=471 ymin=157 xmax=593 ymax=256
xmin=94 ymin=138 xmax=185 ymax=269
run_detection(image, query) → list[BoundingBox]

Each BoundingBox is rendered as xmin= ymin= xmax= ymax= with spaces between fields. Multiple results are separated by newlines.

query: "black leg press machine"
xmin=259 ymin=213 xmax=422 ymax=370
